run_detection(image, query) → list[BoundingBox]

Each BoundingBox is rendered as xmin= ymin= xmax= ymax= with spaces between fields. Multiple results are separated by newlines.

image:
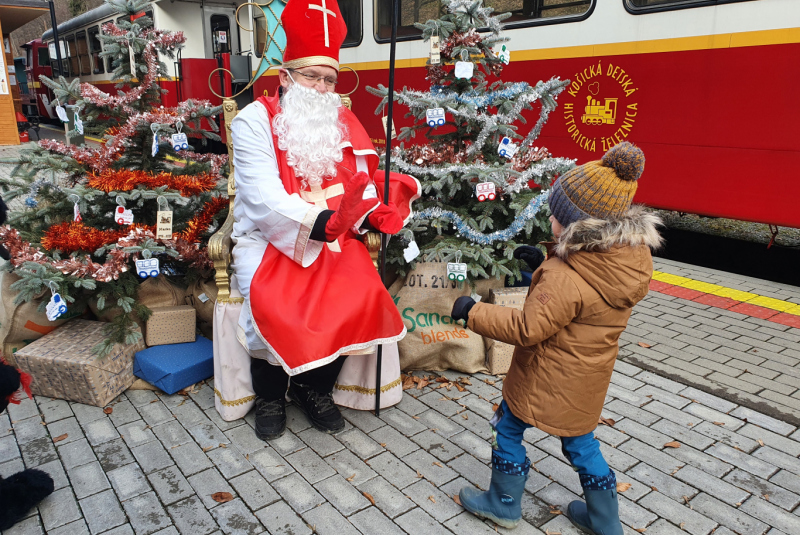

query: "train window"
xmin=626 ymin=0 xmax=752 ymax=11
xmin=341 ymin=0 xmax=362 ymax=47
xmin=88 ymin=26 xmax=104 ymax=75
xmin=65 ymin=35 xmax=80 ymax=77
xmin=50 ymin=40 xmax=69 ymax=77
xmin=211 ymin=14 xmax=232 ymax=54
xmin=76 ymin=31 xmax=91 ymax=76
xmin=375 ymin=0 xmax=592 ymax=41
xmin=37 ymin=47 xmax=49 ymax=68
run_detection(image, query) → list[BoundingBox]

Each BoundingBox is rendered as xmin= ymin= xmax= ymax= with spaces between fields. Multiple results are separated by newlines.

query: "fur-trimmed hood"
xmin=553 ymin=206 xmax=662 ymax=309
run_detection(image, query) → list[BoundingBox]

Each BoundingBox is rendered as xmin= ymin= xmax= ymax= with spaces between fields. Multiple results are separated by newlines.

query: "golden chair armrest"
xmin=209 ymin=208 xmax=235 ymax=301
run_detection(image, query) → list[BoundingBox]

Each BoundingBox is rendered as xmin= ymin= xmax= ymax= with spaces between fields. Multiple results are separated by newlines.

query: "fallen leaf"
xmin=646 ymin=395 xmax=653 ymax=398
xmin=757 ymin=439 xmax=765 ymax=446
xmin=679 ymin=523 xmax=685 ymax=529
xmin=545 ymin=531 xmax=562 ymax=535
xmin=402 ymin=375 xmax=416 ymax=390
xmin=651 ymin=486 xmax=658 ymax=492
xmin=459 ymin=377 xmax=472 ymax=386
xmin=150 ymin=399 xmax=159 ymax=403
xmin=219 ymin=443 xmax=227 ymax=448
xmin=362 ymin=492 xmax=375 ymax=506
xmin=492 ymin=403 xmax=500 ymax=412
xmin=598 ymin=417 xmax=616 ymax=427
xmin=435 ymin=377 xmax=449 ymax=383
xmin=637 ymin=342 xmax=651 ymax=348
xmin=634 ymin=529 xmax=646 ymax=533
xmin=211 ymin=492 xmax=233 ymax=503
xmin=202 ymin=446 xmax=214 ymax=452
xmin=616 ymin=482 xmax=632 ymax=492
xmin=245 ymin=454 xmax=249 ymax=461
xmin=461 ymin=414 xmax=469 ymax=420
xmin=103 ymin=407 xmax=113 ymax=414
xmin=433 ymin=461 xmax=443 ymax=468
xmin=763 ymin=494 xmax=770 ymax=501
xmin=53 ymin=433 xmax=68 ymax=443
xmin=484 ymin=379 xmax=496 ymax=385
xmin=454 ymin=383 xmax=466 ymax=392
xmin=664 ymin=441 xmax=681 ymax=448
xmin=412 ymin=415 xmax=420 ymax=420
xmin=346 ymin=473 xmax=356 ymax=482
xmin=380 ymin=443 xmax=387 ymax=447
xmin=549 ymin=508 xmax=562 ymax=515
xmin=713 ymin=422 xmax=725 ymax=426
xmin=735 ymin=502 xmax=742 ymax=506
xmin=416 ymin=470 xmax=423 ymax=478
xmin=452 ymin=494 xmax=462 ymax=505
xmin=428 ymin=495 xmax=436 ymax=503
xmin=416 ymin=378 xmax=429 ymax=390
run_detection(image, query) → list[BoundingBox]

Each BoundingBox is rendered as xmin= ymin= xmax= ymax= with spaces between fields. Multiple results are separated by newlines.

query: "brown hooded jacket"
xmin=467 ymin=206 xmax=662 ymax=436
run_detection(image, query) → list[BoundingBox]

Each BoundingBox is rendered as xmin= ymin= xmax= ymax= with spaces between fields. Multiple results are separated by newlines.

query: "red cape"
xmin=248 ymin=95 xmax=419 ymax=375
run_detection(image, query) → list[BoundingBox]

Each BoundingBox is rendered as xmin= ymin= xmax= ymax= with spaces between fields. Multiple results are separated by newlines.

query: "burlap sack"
xmin=0 ymin=271 xmax=76 ymax=365
xmin=185 ymin=277 xmax=217 ymax=340
xmin=89 ymin=275 xmax=187 ymax=330
xmin=392 ymin=262 xmax=503 ymax=374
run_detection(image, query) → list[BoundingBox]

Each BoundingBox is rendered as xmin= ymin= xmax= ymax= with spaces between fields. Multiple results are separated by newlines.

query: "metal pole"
xmin=48 ymin=0 xmax=63 ymax=74
xmin=376 ymin=0 xmax=400 ymax=417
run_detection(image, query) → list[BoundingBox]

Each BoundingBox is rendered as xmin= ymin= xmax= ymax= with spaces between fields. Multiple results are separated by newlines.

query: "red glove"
xmin=368 ymin=203 xmax=404 ymax=234
xmin=325 ymin=171 xmax=380 ymax=241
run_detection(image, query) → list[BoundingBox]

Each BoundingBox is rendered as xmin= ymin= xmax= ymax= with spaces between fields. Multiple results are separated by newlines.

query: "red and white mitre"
xmin=281 ymin=0 xmax=348 ymax=72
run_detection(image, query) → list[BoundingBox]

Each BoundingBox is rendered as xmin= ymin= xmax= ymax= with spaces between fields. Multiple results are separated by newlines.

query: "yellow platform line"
xmin=652 ymin=271 xmax=800 ymax=316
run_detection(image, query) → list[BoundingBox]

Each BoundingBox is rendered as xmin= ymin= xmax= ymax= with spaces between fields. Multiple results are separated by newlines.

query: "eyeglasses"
xmin=287 ymin=69 xmax=338 ymax=88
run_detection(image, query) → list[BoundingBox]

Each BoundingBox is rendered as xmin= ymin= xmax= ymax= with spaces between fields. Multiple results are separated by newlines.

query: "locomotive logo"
xmin=562 ymin=60 xmax=639 ymax=153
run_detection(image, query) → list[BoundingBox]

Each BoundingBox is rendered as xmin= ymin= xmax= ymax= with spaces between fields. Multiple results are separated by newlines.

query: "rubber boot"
xmin=567 ymin=471 xmax=623 ymax=535
xmin=459 ymin=455 xmax=529 ymax=529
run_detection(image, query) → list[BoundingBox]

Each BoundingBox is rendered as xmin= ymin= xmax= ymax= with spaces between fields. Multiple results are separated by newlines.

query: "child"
xmin=451 ymin=142 xmax=662 ymax=533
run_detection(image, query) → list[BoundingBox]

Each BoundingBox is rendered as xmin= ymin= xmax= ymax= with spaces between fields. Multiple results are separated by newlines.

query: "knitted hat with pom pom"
xmin=548 ymin=141 xmax=645 ymax=228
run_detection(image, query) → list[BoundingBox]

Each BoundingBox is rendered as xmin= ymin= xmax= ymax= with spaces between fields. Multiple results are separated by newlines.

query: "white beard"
xmin=273 ymin=82 xmax=345 ymax=188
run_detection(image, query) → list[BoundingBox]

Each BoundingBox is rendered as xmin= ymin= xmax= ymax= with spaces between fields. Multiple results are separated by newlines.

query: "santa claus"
xmin=229 ymin=0 xmax=418 ymax=440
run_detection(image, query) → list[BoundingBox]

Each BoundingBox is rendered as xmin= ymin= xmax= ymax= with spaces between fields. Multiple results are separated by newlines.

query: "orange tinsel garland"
xmin=88 ymin=169 xmax=217 ymax=197
xmin=40 ymin=197 xmax=227 ymax=254
xmin=180 ymin=196 xmax=228 ymax=243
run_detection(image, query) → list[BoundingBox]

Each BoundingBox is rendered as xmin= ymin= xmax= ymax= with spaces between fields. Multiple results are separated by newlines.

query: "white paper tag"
xmin=382 ymin=116 xmax=397 ymax=139
xmin=454 ymin=61 xmax=474 ymax=80
xmin=74 ymin=202 xmax=81 ymax=222
xmin=115 ymin=205 xmax=134 ymax=225
xmin=135 ymin=258 xmax=160 ymax=278
xmin=447 ymin=262 xmax=468 ymax=282
xmin=470 ymin=292 xmax=482 ymax=303
xmin=46 ymin=293 xmax=67 ymax=321
xmin=425 ymin=108 xmax=445 ymax=128
xmin=498 ymin=44 xmax=510 ymax=65
xmin=156 ymin=210 xmax=173 ymax=239
xmin=430 ymin=35 xmax=440 ymax=65
xmin=403 ymin=240 xmax=420 ymax=262
xmin=498 ymin=137 xmax=519 ymax=159
xmin=171 ymin=132 xmax=188 ymax=151
xmin=151 ymin=134 xmax=159 ymax=157
xmin=74 ymin=113 xmax=83 ymax=135
xmin=198 ymin=293 xmax=210 ymax=303
xmin=476 ymin=182 xmax=496 ymax=202
xmin=55 ymin=104 xmax=68 ymax=123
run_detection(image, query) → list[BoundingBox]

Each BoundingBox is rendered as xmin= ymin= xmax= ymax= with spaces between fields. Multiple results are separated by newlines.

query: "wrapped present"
xmin=145 ymin=305 xmax=196 ymax=346
xmin=485 ymin=287 xmax=528 ymax=375
xmin=134 ymin=336 xmax=213 ymax=394
xmin=13 ymin=320 xmax=144 ymax=406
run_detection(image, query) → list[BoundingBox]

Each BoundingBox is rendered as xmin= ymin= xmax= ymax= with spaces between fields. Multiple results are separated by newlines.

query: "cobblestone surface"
xmin=1 ymin=258 xmax=800 ymax=533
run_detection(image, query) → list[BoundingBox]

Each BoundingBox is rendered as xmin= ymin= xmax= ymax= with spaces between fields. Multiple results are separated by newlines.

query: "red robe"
xmin=248 ymin=95 xmax=419 ymax=375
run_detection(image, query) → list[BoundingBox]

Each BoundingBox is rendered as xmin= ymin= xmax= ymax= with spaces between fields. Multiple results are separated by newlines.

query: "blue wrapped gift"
xmin=133 ymin=336 xmax=213 ymax=394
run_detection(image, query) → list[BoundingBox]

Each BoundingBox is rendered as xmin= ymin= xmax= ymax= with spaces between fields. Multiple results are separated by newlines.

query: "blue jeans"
xmin=491 ymin=400 xmax=610 ymax=478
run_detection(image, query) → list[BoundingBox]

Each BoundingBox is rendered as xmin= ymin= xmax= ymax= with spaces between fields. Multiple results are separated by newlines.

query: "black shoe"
xmin=253 ymin=396 xmax=286 ymax=441
xmin=287 ymin=381 xmax=345 ymax=434
xmin=0 ymin=468 xmax=54 ymax=531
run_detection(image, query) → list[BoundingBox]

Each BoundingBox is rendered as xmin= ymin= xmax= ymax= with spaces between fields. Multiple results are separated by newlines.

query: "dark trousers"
xmin=251 ymin=357 xmax=347 ymax=402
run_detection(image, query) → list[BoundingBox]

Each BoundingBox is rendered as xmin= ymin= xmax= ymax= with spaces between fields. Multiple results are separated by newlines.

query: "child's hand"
xmin=451 ymin=296 xmax=476 ymax=324
xmin=513 ymin=245 xmax=545 ymax=272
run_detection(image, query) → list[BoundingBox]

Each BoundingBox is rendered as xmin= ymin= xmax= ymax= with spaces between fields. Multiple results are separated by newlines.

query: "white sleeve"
xmin=231 ymin=103 xmax=324 ymax=267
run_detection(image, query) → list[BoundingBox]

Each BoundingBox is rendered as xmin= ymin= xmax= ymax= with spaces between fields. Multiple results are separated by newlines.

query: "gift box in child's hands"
xmin=133 ymin=336 xmax=213 ymax=394
xmin=485 ymin=288 xmax=528 ymax=375
xmin=13 ymin=320 xmax=145 ymax=406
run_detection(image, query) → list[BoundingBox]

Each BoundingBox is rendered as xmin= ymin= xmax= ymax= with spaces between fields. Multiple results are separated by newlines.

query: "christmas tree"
xmin=0 ymin=0 xmax=227 ymax=356
xmin=368 ymin=0 xmax=574 ymax=282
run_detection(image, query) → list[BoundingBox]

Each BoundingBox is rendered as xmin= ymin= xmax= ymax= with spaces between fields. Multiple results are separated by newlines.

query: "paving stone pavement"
xmin=621 ymin=258 xmax=800 ymax=426
xmin=1 ymin=259 xmax=800 ymax=534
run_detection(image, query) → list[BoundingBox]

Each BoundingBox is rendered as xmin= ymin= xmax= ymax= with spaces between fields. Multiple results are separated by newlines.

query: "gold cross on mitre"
xmin=308 ymin=0 xmax=337 ymax=48
xmin=300 ymin=183 xmax=344 ymax=252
